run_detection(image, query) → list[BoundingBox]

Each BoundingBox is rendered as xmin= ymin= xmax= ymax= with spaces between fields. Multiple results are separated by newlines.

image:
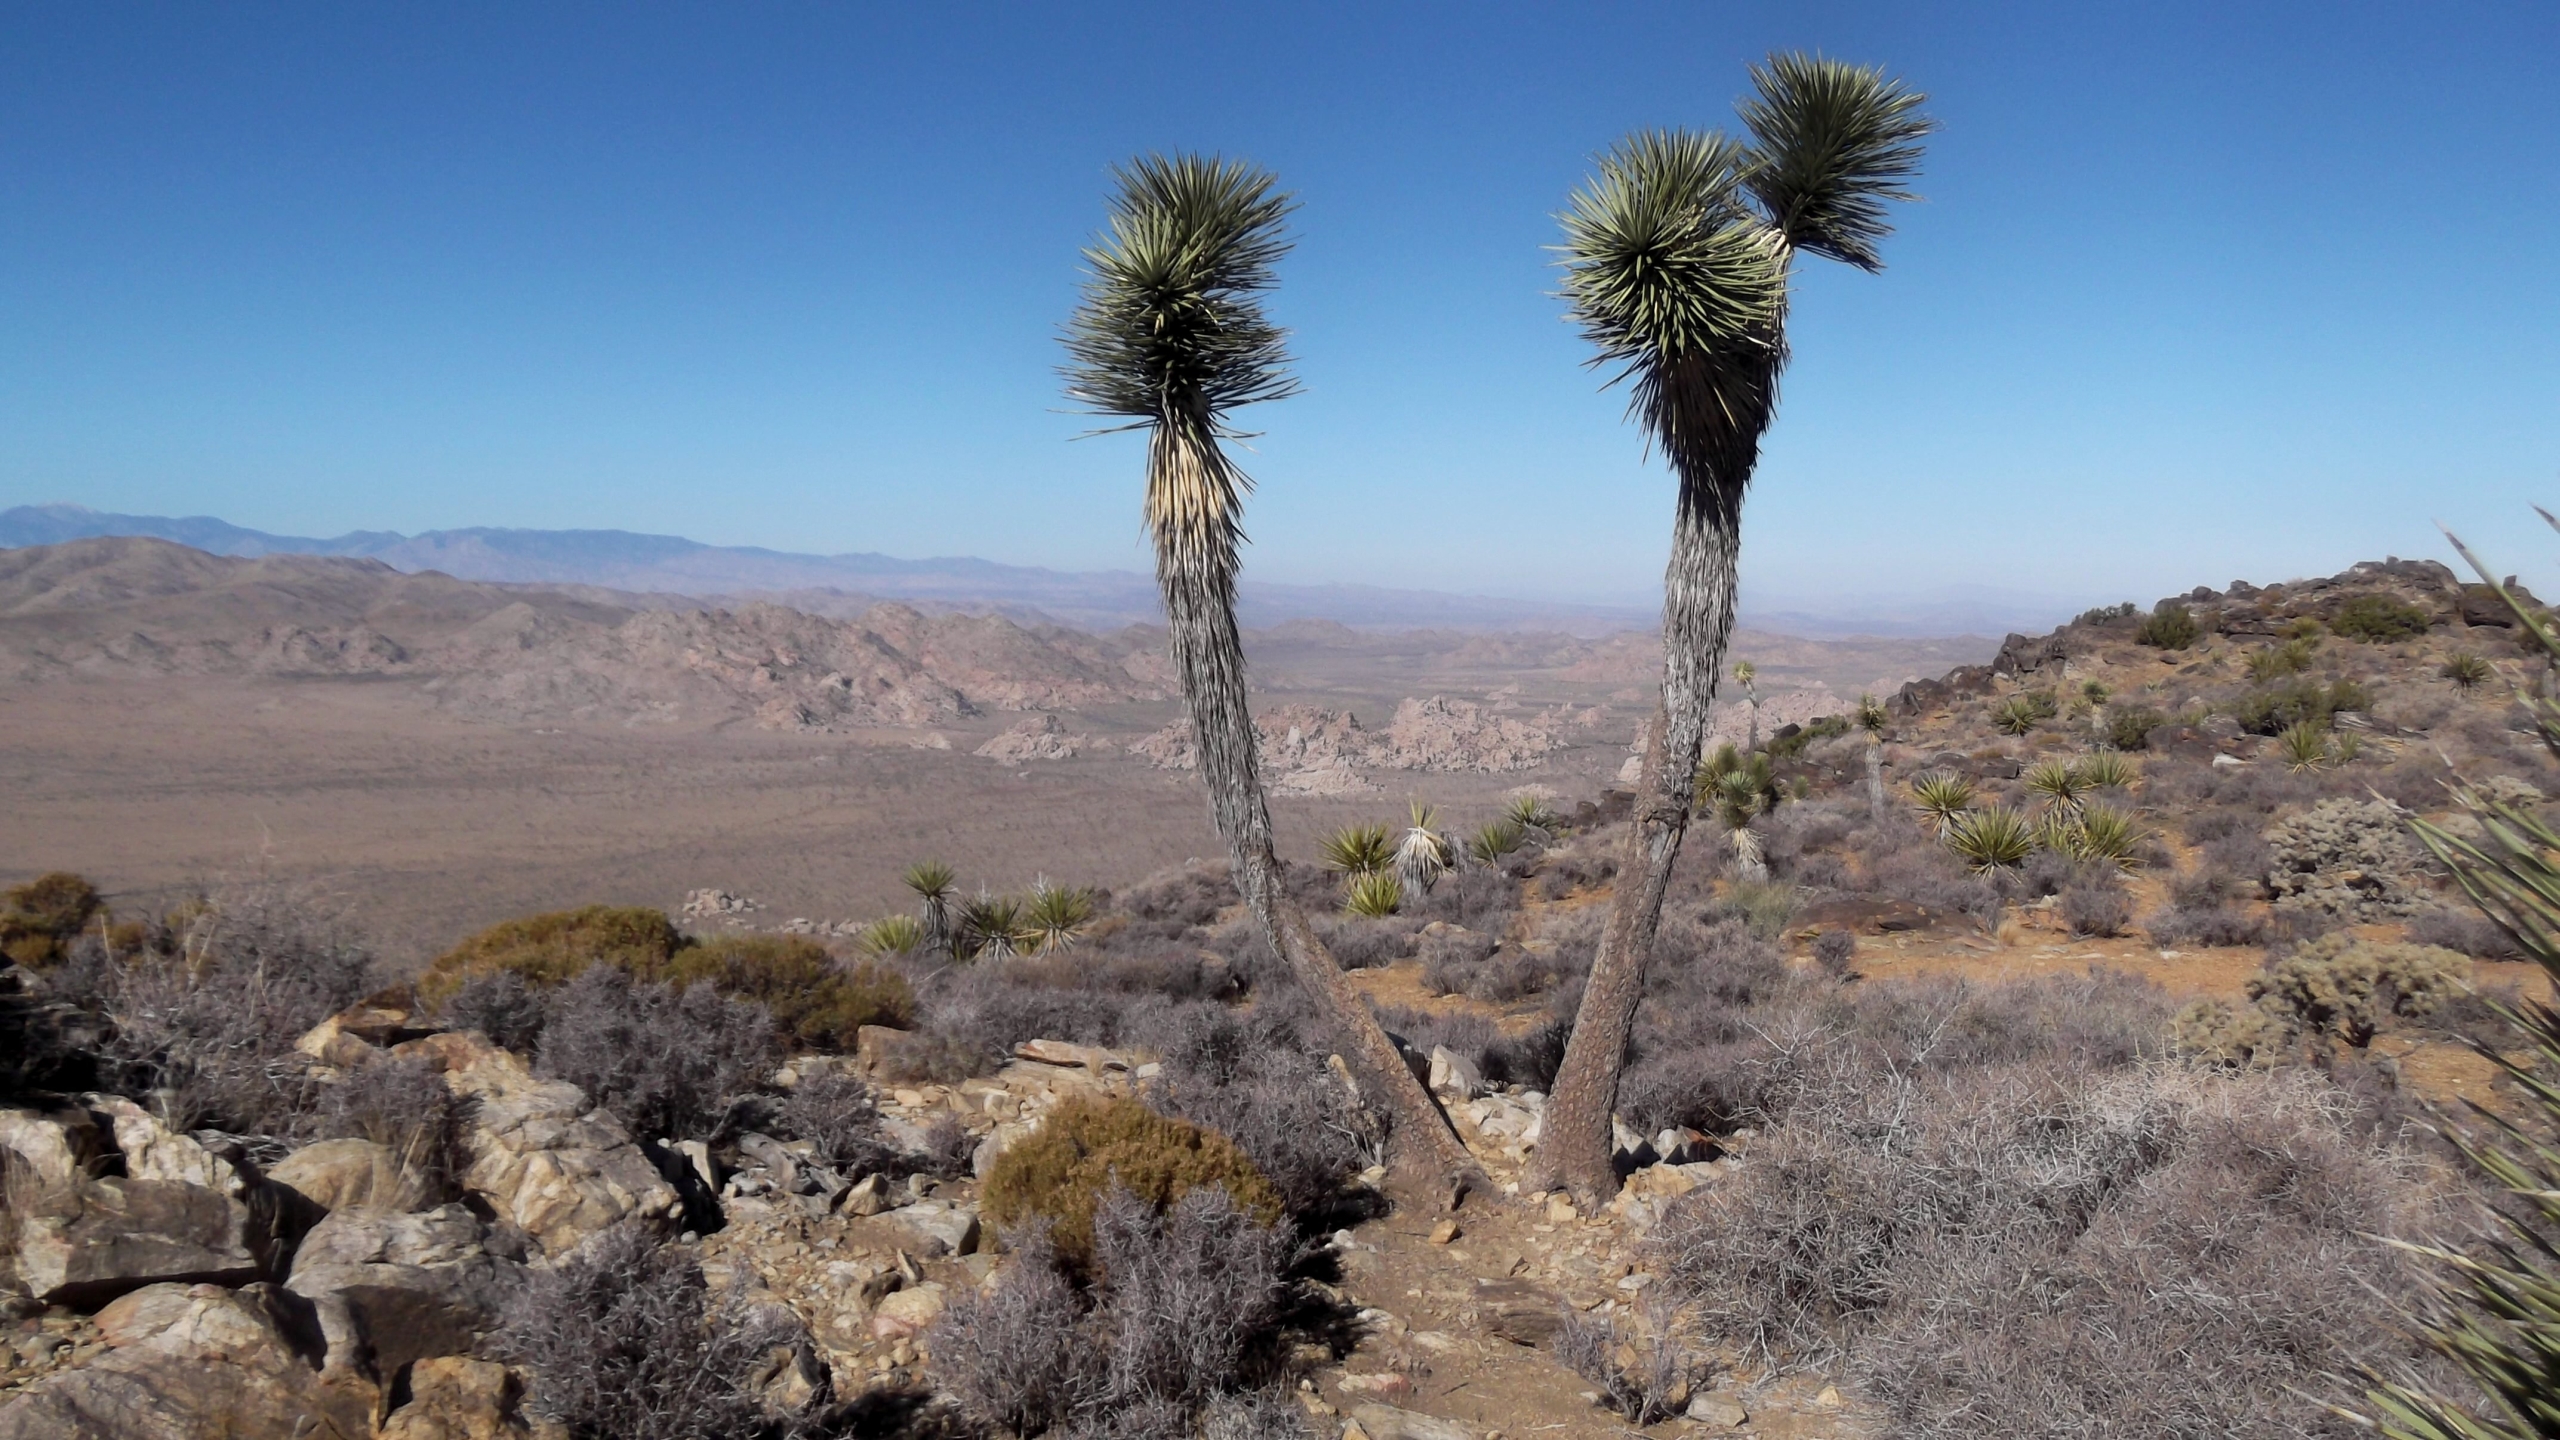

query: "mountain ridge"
xmin=0 ymin=503 xmax=2030 ymax=638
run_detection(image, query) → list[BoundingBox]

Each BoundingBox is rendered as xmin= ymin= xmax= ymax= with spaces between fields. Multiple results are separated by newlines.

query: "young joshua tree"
xmin=1733 ymin=659 xmax=1760 ymax=751
xmin=1857 ymin=693 xmax=1891 ymax=822
xmin=1531 ymin=54 xmax=1932 ymax=1205
xmin=1062 ymin=153 xmax=1479 ymax=1198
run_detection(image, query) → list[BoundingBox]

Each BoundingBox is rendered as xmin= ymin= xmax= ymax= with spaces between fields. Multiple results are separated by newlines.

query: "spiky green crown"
xmin=1062 ymin=154 xmax=1299 ymax=428
xmin=1738 ymin=52 xmax=1934 ymax=273
xmin=1557 ymin=128 xmax=1783 ymax=379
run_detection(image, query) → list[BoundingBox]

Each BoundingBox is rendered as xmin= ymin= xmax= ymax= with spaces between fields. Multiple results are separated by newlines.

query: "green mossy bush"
xmin=2230 ymin=677 xmax=2372 ymax=735
xmin=2135 ymin=602 xmax=2201 ymax=650
xmin=980 ymin=1095 xmax=1283 ymax=1269
xmin=422 ymin=908 xmax=912 ymax=1052
xmin=667 ymin=935 xmax=913 ymax=1049
xmin=2175 ymin=933 xmax=2472 ymax=1061
xmin=2105 ymin=705 xmax=2167 ymax=751
xmin=420 ymin=905 xmax=685 ymax=1004
xmin=2330 ymin=593 xmax=2434 ymax=642
xmin=0 ymin=871 xmax=102 ymax=969
xmin=1764 ymin=713 xmax=1851 ymax=759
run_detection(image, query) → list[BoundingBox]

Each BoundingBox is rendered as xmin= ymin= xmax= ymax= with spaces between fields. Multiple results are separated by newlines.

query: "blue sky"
xmin=3 ymin=2 xmax=2555 ymax=616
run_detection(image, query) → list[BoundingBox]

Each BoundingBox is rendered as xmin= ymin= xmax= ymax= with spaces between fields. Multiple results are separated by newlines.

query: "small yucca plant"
xmin=1319 ymin=824 xmax=1393 ymax=878
xmin=2442 ymin=651 xmax=2495 ymax=691
xmin=1991 ymin=695 xmax=2044 ymax=736
xmin=904 ymin=860 xmax=959 ymax=954
xmin=2064 ymin=802 xmax=2143 ymax=870
xmin=1025 ymin=880 xmax=1097 ymax=954
xmin=2278 ymin=720 xmax=2333 ymax=773
xmin=1909 ymin=770 xmax=1975 ymax=834
xmin=1504 ymin=793 xmax=1562 ymax=837
xmin=1343 ymin=870 xmax=1404 ymax=919
xmin=955 ymin=892 xmax=1031 ymax=962
xmin=1468 ymin=818 xmax=1530 ymax=865
xmin=858 ymin=913 xmax=926 ymax=959
xmin=2076 ymin=750 xmax=2137 ymax=791
xmin=1395 ymin=801 xmax=1457 ymax=893
xmin=1945 ymin=805 xmax=2035 ymax=873
xmin=2023 ymin=758 xmax=2088 ymax=815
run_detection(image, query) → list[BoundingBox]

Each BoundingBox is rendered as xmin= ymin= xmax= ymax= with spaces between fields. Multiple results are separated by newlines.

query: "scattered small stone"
xmin=1687 ymin=1393 xmax=1748 ymax=1428
xmin=1427 ymin=1219 xmax=1459 ymax=1245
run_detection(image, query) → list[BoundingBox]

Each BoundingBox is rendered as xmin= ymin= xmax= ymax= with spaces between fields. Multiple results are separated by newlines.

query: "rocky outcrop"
xmin=284 ymin=1204 xmax=516 ymax=1381
xmin=378 ymin=1356 xmax=535 ymax=1440
xmin=974 ymin=713 xmax=1086 ymax=762
xmin=391 ymin=1031 xmax=679 ymax=1255
xmin=1133 ymin=696 xmax=1560 ymax=782
xmin=0 ymin=1282 xmax=374 ymax=1440
xmin=11 ymin=1178 xmax=268 ymax=1309
xmin=268 ymin=1138 xmax=439 ymax=1216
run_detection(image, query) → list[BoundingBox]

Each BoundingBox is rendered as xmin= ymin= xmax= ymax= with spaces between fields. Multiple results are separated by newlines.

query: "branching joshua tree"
xmin=1062 ymin=153 xmax=1481 ymax=1199
xmin=1530 ymin=54 xmax=1932 ymax=1205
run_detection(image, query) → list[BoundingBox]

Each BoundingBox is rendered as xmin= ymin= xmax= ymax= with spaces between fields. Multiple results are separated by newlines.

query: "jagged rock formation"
xmin=1134 ymin=697 xmax=1562 ymax=782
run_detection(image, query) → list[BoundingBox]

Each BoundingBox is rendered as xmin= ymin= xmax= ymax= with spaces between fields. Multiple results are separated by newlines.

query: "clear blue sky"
xmin=4 ymin=2 xmax=2555 ymax=615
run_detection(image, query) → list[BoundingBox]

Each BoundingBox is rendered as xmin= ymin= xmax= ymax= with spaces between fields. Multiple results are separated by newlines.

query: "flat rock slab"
xmin=1352 ymin=1402 xmax=1476 ymax=1440
xmin=879 ymin=1199 xmax=979 ymax=1257
xmin=13 ymin=1178 xmax=263 ymax=1308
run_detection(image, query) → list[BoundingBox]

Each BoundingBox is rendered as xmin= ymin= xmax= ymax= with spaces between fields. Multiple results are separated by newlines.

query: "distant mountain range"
xmin=0 ymin=503 xmax=2043 ymax=637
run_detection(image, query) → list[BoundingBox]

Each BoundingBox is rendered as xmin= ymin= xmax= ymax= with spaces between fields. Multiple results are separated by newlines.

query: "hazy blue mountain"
xmin=0 ymin=503 xmax=2051 ymax=636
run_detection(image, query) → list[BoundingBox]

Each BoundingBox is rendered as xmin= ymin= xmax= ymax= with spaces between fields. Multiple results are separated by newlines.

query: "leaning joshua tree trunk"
xmin=1858 ymin=695 xmax=1890 ymax=823
xmin=1529 ymin=57 xmax=1932 ymax=1206
xmin=1063 ymin=155 xmax=1481 ymax=1202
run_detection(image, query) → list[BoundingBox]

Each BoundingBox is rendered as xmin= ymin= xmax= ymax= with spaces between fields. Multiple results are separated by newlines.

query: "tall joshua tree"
xmin=1856 ymin=693 xmax=1891 ymax=822
xmin=1062 ymin=154 xmax=1481 ymax=1198
xmin=1530 ymin=55 xmax=1932 ymax=1205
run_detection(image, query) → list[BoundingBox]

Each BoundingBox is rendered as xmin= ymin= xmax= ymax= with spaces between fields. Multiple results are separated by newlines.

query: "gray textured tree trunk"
xmin=1865 ymin=739 xmax=1887 ymax=821
xmin=1529 ymin=481 xmax=1746 ymax=1206
xmin=1151 ymin=424 xmax=1483 ymax=1203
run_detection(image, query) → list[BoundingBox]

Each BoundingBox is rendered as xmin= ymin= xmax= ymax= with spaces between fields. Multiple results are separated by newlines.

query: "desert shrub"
xmin=1535 ymin=845 xmax=1617 ymax=899
xmin=2135 ymin=602 xmax=2201 ymax=649
xmin=1483 ymin=1011 xmax=1572 ymax=1090
xmin=2077 ymin=601 xmax=2139 ymax=627
xmin=2407 ymin=905 xmax=2524 ymax=960
xmin=1652 ymin=1060 xmax=2461 ymax=1438
xmin=664 ymin=935 xmax=912 ymax=1051
xmin=2233 ymin=677 xmax=2374 ymax=735
xmin=772 ymin=1070 xmax=893 ymax=1174
xmin=2249 ymin=933 xmax=2471 ymax=1046
xmin=421 ymin=905 xmax=684 ymax=1005
xmin=1556 ymin=1299 xmax=1700 ymax=1424
xmin=1341 ymin=871 xmax=1402 ymax=919
xmin=930 ymin=1188 xmax=1294 ymax=1435
xmin=1138 ymin=1002 xmax=1372 ymax=1217
xmin=980 ymin=1095 xmax=1282 ymax=1269
xmin=1708 ymin=880 xmax=1800 ymax=941
xmin=1313 ymin=916 xmax=1413 ymax=971
xmin=435 ymin=969 xmax=548 ymax=1052
xmin=318 ymin=1053 xmax=463 ymax=1196
xmin=869 ymin=1028 xmax=997 ymax=1085
xmin=93 ymin=888 xmax=373 ymax=1136
xmin=0 ymin=872 xmax=102 ymax=969
xmin=535 ymin=965 xmax=778 ymax=1141
xmin=1117 ymin=863 xmax=1237 ymax=932
xmin=1765 ymin=713 xmax=1852 ymax=759
xmin=1410 ymin=864 xmax=1519 ymax=929
xmin=2103 ymin=704 xmax=2167 ymax=751
xmin=2331 ymin=592 xmax=2434 ymax=642
xmin=1812 ymin=928 xmax=1857 ymax=977
xmin=2264 ymin=797 xmax=2432 ymax=919
xmin=2144 ymin=903 xmax=2270 ymax=949
xmin=916 ymin=1112 xmax=979 ymax=1180
xmin=2060 ymin=879 xmax=2132 ymax=937
xmin=499 ymin=1223 xmax=800 ymax=1440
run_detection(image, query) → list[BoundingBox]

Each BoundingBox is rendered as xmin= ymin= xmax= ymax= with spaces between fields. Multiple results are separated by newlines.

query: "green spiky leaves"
xmin=1558 ymin=128 xmax=1783 ymax=386
xmin=1063 ymin=154 xmax=1298 ymax=427
xmin=1736 ymin=52 xmax=1934 ymax=272
xmin=1063 ymin=155 xmax=1298 ymax=582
